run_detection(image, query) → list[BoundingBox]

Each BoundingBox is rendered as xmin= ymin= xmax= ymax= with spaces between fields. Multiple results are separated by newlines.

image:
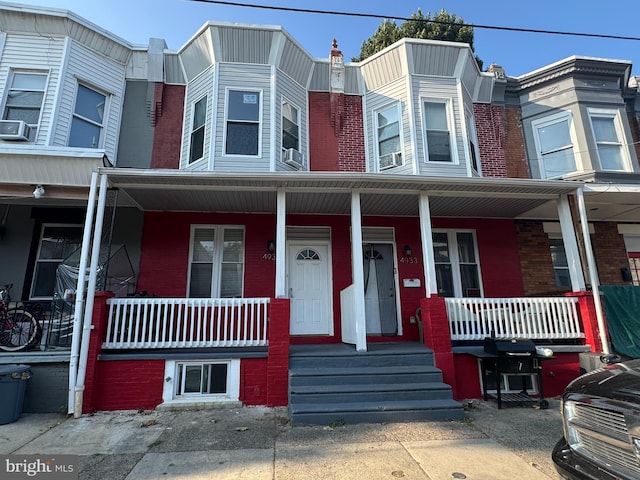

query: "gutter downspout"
xmin=74 ymin=174 xmax=108 ymax=418
xmin=575 ymin=188 xmax=610 ymax=354
xmin=68 ymin=171 xmax=99 ymax=415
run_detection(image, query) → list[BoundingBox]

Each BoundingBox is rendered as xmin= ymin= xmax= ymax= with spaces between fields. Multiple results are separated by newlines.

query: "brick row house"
xmin=1 ymin=3 xmax=639 ymax=422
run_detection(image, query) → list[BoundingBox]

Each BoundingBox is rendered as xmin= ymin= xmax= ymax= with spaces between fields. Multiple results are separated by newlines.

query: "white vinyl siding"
xmin=412 ymin=77 xmax=467 ymax=177
xmin=180 ymin=66 xmax=214 ymax=171
xmin=0 ymin=33 xmax=65 ymax=145
xmin=275 ymin=70 xmax=308 ymax=172
xmin=54 ymin=40 xmax=126 ymax=159
xmin=365 ymin=77 xmax=413 ymax=174
xmin=215 ymin=63 xmax=271 ymax=171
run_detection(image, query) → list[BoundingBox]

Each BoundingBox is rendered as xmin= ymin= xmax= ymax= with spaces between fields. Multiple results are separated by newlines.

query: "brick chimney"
xmin=329 ymin=39 xmax=345 ymax=134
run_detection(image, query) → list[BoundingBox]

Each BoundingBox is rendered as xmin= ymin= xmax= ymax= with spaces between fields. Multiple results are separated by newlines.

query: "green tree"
xmin=353 ymin=8 xmax=483 ymax=69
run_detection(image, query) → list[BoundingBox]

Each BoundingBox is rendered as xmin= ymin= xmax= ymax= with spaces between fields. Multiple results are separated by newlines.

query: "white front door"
xmin=288 ymin=243 xmax=332 ymax=335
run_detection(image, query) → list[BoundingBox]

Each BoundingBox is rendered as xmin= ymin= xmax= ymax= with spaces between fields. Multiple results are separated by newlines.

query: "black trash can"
xmin=0 ymin=364 xmax=32 ymax=424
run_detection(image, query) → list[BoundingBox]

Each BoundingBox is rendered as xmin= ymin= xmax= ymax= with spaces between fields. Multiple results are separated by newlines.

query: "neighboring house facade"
xmin=1 ymin=3 xmax=639 ymax=422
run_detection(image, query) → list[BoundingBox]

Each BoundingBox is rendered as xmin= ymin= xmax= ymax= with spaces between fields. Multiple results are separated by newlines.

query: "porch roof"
xmin=102 ymin=168 xmax=581 ymax=219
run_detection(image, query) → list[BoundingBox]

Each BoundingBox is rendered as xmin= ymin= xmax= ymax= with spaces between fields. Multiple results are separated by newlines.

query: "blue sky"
xmin=14 ymin=0 xmax=640 ymax=77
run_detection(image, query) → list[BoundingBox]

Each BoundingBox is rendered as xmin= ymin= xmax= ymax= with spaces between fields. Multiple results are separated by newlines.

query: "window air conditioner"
xmin=283 ymin=148 xmax=304 ymax=169
xmin=0 ymin=120 xmax=30 ymax=141
xmin=379 ymin=152 xmax=402 ymax=170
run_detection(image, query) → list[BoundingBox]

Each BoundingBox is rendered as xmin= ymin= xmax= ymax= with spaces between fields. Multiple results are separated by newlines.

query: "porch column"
xmin=351 ymin=191 xmax=367 ymax=352
xmin=419 ymin=193 xmax=437 ymax=297
xmin=68 ymin=171 xmax=99 ymax=414
xmin=75 ymin=173 xmax=109 ymax=417
xmin=275 ymin=189 xmax=286 ymax=298
xmin=576 ymin=188 xmax=610 ymax=354
xmin=557 ymin=194 xmax=586 ymax=292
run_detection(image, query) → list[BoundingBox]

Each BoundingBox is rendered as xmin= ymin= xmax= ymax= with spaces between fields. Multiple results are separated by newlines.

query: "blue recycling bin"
xmin=0 ymin=364 xmax=32 ymax=424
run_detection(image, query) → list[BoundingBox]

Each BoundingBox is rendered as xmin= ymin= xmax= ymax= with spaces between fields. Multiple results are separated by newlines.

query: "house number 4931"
xmin=400 ymin=256 xmax=419 ymax=264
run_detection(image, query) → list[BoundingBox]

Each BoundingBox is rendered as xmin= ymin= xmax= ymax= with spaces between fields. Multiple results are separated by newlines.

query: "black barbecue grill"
xmin=478 ymin=337 xmax=550 ymax=409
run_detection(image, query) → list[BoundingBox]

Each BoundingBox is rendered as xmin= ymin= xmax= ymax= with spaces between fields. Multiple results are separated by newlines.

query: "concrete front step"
xmin=290 ymin=399 xmax=465 ymax=425
xmin=288 ymin=343 xmax=464 ymax=425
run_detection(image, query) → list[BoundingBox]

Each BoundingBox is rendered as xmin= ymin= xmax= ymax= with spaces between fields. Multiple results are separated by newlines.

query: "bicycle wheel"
xmin=0 ymin=309 xmax=41 ymax=352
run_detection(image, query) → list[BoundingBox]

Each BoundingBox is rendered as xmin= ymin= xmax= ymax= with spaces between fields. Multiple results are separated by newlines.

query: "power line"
xmin=188 ymin=0 xmax=640 ymax=42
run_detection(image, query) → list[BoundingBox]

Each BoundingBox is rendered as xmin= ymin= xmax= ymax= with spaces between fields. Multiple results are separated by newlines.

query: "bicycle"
xmin=0 ymin=284 xmax=42 ymax=352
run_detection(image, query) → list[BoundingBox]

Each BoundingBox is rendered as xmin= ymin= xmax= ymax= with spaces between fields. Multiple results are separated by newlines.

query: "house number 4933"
xmin=400 ymin=256 xmax=419 ymax=264
xmin=262 ymin=253 xmax=276 ymax=261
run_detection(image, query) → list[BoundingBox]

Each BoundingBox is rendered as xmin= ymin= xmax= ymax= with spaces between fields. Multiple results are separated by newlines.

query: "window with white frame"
xmin=189 ymin=96 xmax=207 ymax=164
xmin=432 ymin=230 xmax=482 ymax=297
xmin=424 ymin=101 xmax=452 ymax=162
xmin=68 ymin=84 xmax=107 ymax=148
xmin=548 ymin=237 xmax=571 ymax=289
xmin=282 ymin=100 xmax=299 ymax=151
xmin=188 ymin=226 xmax=244 ymax=298
xmin=2 ymin=71 xmax=47 ymax=139
xmin=588 ymin=108 xmax=627 ymax=171
xmin=31 ymin=224 xmax=83 ymax=299
xmin=466 ymin=114 xmax=480 ymax=174
xmin=375 ymin=103 xmax=402 ymax=170
xmin=225 ymin=90 xmax=260 ymax=156
xmin=163 ymin=359 xmax=240 ymax=403
xmin=532 ymin=112 xmax=576 ymax=179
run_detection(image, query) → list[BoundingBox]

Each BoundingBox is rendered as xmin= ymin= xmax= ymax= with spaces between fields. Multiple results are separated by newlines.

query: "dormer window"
xmin=424 ymin=101 xmax=452 ymax=162
xmin=189 ymin=96 xmax=207 ymax=164
xmin=2 ymin=71 xmax=47 ymax=141
xmin=375 ymin=103 xmax=402 ymax=171
xmin=225 ymin=89 xmax=261 ymax=156
xmin=69 ymin=84 xmax=107 ymax=149
xmin=282 ymin=100 xmax=299 ymax=151
xmin=588 ymin=108 xmax=627 ymax=171
xmin=532 ymin=112 xmax=576 ymax=179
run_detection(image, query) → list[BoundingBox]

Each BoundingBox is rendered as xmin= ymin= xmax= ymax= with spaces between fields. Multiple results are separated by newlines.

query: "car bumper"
xmin=552 ymin=437 xmax=630 ymax=480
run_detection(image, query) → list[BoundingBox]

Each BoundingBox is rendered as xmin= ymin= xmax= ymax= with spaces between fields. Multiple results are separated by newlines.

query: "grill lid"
xmin=484 ymin=337 xmax=536 ymax=355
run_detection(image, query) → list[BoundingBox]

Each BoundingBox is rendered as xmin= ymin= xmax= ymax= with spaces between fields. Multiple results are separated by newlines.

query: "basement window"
xmin=162 ymin=360 xmax=240 ymax=404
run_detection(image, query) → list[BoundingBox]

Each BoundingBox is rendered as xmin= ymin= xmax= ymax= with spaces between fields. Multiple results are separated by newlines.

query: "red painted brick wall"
xmin=137 ymin=212 xmax=276 ymax=298
xmin=308 ymin=92 xmax=365 ymax=172
xmin=474 ymin=104 xmax=529 ymax=179
xmin=241 ymin=358 xmax=268 ymax=405
xmin=151 ymin=84 xmax=185 ymax=169
xmin=93 ymin=360 xmax=165 ymax=411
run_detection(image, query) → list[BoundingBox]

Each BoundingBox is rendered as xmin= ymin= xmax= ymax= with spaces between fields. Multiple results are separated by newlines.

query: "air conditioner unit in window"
xmin=379 ymin=152 xmax=402 ymax=170
xmin=0 ymin=120 xmax=30 ymax=141
xmin=283 ymin=148 xmax=304 ymax=169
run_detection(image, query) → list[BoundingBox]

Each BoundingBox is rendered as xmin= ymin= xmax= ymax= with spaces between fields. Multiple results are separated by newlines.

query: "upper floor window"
xmin=424 ymin=101 xmax=452 ymax=162
xmin=69 ymin=84 xmax=106 ymax=148
xmin=2 ymin=71 xmax=47 ymax=140
xmin=466 ymin=114 xmax=480 ymax=174
xmin=375 ymin=104 xmax=402 ymax=170
xmin=225 ymin=90 xmax=261 ymax=156
xmin=433 ymin=230 xmax=482 ymax=298
xmin=282 ymin=100 xmax=299 ymax=151
xmin=588 ymin=108 xmax=627 ymax=171
xmin=188 ymin=226 xmax=244 ymax=298
xmin=189 ymin=96 xmax=207 ymax=164
xmin=532 ymin=112 xmax=576 ymax=179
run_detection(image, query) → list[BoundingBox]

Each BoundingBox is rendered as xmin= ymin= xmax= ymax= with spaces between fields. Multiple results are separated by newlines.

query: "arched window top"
xmin=296 ymin=248 xmax=320 ymax=261
xmin=364 ymin=249 xmax=383 ymax=260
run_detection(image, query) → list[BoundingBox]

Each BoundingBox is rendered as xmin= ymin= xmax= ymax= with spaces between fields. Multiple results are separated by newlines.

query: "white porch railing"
xmin=103 ymin=298 xmax=270 ymax=349
xmin=446 ymin=297 xmax=584 ymax=341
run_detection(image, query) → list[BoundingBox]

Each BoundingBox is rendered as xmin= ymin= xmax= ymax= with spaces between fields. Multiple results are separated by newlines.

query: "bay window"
xmin=69 ymin=84 xmax=107 ymax=148
xmin=588 ymin=108 xmax=627 ymax=171
xmin=374 ymin=103 xmax=402 ymax=170
xmin=532 ymin=112 xmax=576 ymax=179
xmin=189 ymin=96 xmax=207 ymax=164
xmin=424 ymin=101 xmax=452 ymax=162
xmin=225 ymin=89 xmax=261 ymax=156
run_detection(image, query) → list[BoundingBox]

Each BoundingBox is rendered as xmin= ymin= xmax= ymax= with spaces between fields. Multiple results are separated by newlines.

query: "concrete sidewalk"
xmin=0 ymin=400 xmax=562 ymax=480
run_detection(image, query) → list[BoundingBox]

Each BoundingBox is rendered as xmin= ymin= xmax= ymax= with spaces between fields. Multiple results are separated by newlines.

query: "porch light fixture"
xmin=404 ymin=245 xmax=412 ymax=256
xmin=33 ymin=185 xmax=45 ymax=199
xmin=267 ymin=240 xmax=275 ymax=252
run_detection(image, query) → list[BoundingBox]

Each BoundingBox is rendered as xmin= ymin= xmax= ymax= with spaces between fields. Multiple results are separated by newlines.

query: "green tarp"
xmin=600 ymin=285 xmax=640 ymax=359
